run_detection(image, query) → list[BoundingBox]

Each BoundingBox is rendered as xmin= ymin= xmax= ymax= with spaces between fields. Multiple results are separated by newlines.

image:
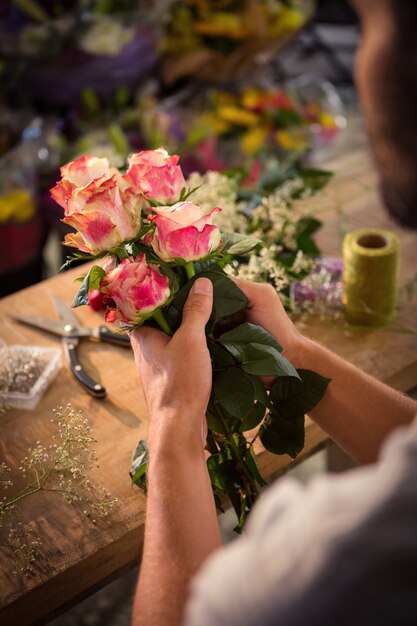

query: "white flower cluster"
xmin=187 ymin=169 xmax=318 ymax=305
xmin=251 ymin=185 xmax=312 ymax=250
xmin=186 ymin=170 xmax=248 ymax=234
xmin=227 ymin=245 xmax=289 ymax=292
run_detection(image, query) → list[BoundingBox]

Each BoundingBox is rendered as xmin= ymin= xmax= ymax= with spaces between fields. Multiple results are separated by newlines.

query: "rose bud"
xmin=150 ymin=200 xmax=222 ymax=263
xmin=100 ymin=253 xmax=171 ymax=326
xmin=50 ymin=155 xmax=143 ymax=255
xmin=125 ymin=147 xmax=185 ymax=205
xmin=88 ymin=289 xmax=106 ymax=312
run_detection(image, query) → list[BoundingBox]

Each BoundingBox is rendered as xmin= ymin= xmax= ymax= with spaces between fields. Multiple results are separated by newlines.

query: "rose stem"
xmin=152 ymin=309 xmax=173 ymax=336
xmin=185 ymin=262 xmax=196 ymax=279
xmin=215 ymin=403 xmax=260 ymax=499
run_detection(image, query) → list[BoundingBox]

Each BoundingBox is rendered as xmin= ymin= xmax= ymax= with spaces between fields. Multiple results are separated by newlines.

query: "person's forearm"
xmin=132 ymin=425 xmax=221 ymax=626
xmin=293 ymin=338 xmax=417 ymax=463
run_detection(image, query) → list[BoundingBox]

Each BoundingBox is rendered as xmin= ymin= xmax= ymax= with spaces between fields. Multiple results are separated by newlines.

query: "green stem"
xmin=109 ymin=123 xmax=130 ymax=156
xmin=185 ymin=262 xmax=196 ymax=280
xmin=152 ymin=309 xmax=172 ymax=336
xmin=117 ymin=247 xmax=129 ymax=262
xmin=216 ymin=404 xmax=259 ymax=496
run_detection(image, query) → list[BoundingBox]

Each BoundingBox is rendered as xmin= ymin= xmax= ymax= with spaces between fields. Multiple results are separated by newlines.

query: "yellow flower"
xmin=194 ymin=13 xmax=247 ymax=39
xmin=268 ymin=7 xmax=306 ymax=38
xmin=276 ymin=129 xmax=308 ymax=152
xmin=241 ymin=126 xmax=268 ymax=155
xmin=319 ymin=112 xmax=337 ymax=128
xmin=217 ymin=106 xmax=259 ymax=127
xmin=0 ymin=189 xmax=36 ymax=223
xmin=241 ymin=88 xmax=263 ymax=110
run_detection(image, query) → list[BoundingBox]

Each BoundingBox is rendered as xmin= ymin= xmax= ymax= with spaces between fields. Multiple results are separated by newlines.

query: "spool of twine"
xmin=342 ymin=228 xmax=400 ymax=326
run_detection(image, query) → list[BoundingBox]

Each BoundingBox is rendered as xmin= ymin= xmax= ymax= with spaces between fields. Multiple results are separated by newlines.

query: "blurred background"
xmin=0 ymin=0 xmax=359 ymax=299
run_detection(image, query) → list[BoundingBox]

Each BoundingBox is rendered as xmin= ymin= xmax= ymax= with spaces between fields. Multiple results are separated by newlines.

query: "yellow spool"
xmin=342 ymin=228 xmax=400 ymax=326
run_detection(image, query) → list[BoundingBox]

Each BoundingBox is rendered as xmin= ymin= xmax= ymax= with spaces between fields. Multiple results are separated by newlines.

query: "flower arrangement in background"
xmin=51 ymin=147 xmax=330 ymax=530
xmin=0 ymin=404 xmax=117 ymax=578
xmin=0 ymin=0 xmax=158 ymax=107
xmin=162 ymin=0 xmax=314 ymax=84
xmin=139 ymin=82 xmax=344 ymax=176
xmin=187 ymin=158 xmax=332 ymax=309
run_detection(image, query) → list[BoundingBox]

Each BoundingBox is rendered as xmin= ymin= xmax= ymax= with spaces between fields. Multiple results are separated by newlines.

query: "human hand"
xmin=233 ymin=279 xmax=305 ymax=367
xmin=130 ymin=277 xmax=213 ymax=452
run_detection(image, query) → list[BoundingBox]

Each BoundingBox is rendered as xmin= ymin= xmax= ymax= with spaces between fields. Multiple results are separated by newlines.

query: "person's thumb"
xmin=181 ymin=277 xmax=213 ymax=332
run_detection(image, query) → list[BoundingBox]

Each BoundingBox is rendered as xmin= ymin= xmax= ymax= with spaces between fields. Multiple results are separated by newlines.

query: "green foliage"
xmin=213 ymin=368 xmax=255 ymax=419
xmin=295 ymin=216 xmax=322 ymax=255
xmin=221 ymin=233 xmax=263 ymax=255
xmin=72 ymin=265 xmax=105 ymax=308
xmin=260 ymin=412 xmax=305 ymax=458
xmin=164 ymin=270 xmax=248 ymax=332
xmin=220 ymin=322 xmax=282 ymax=353
xmin=130 ymin=440 xmax=149 ymax=493
xmin=241 ymin=344 xmax=299 ymax=377
xmin=260 ymin=369 xmax=331 ymax=457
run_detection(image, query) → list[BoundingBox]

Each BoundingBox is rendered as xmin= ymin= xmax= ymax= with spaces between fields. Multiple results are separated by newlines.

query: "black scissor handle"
xmin=65 ymin=341 xmax=106 ymax=399
xmin=96 ymin=326 xmax=131 ymax=347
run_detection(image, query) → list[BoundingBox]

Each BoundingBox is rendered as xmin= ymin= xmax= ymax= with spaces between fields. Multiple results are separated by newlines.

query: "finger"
xmin=232 ymin=277 xmax=278 ymax=309
xmin=130 ymin=326 xmax=170 ymax=364
xmin=181 ymin=277 xmax=213 ymax=333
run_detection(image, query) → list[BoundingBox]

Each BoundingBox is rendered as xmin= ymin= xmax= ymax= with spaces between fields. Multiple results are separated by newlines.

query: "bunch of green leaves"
xmin=131 ymin=263 xmax=330 ymax=531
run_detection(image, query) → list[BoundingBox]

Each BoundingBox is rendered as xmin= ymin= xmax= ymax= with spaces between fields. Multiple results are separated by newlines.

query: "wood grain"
xmin=1 ymin=147 xmax=417 ymax=625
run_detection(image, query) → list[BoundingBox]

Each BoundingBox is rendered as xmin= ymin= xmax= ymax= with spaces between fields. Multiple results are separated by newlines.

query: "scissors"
xmin=12 ymin=294 xmax=131 ymax=399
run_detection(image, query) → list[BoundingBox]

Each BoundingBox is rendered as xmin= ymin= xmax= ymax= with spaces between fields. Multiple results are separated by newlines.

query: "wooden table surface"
xmin=1 ymin=147 xmax=417 ymax=625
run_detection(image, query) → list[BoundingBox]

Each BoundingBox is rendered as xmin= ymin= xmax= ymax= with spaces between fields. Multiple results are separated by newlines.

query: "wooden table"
xmin=1 ymin=147 xmax=417 ymax=625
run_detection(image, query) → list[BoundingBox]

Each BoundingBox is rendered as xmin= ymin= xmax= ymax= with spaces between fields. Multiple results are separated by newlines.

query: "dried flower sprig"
xmin=0 ymin=404 xmax=117 ymax=576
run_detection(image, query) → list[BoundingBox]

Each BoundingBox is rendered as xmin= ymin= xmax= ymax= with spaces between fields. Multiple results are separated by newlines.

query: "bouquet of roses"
xmin=51 ymin=147 xmax=329 ymax=530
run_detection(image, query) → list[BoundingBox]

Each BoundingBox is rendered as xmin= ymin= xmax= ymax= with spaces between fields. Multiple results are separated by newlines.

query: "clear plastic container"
xmin=0 ymin=344 xmax=61 ymax=410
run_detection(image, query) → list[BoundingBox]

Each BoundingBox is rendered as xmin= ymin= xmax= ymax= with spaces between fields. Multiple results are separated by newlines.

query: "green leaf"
xmin=277 ymin=369 xmax=331 ymax=419
xmin=220 ymin=322 xmax=282 ymax=354
xmin=207 ymin=450 xmax=236 ymax=492
xmin=60 ymin=251 xmax=96 ymax=272
xmin=259 ymin=412 xmax=305 ymax=458
xmin=241 ymin=344 xmax=300 ymax=378
xmin=295 ymin=217 xmax=322 ymax=238
xmin=165 ymin=271 xmax=248 ymax=331
xmin=130 ymin=440 xmax=149 ymax=491
xmin=221 ymin=233 xmax=263 ymax=256
xmin=246 ymin=445 xmax=267 ymax=486
xmin=72 ymin=273 xmax=90 ymax=307
xmin=89 ymin=265 xmax=105 ymax=290
xmin=179 ymin=183 xmax=203 ymax=202
xmin=297 ymin=168 xmax=332 ymax=193
xmin=251 ymin=375 xmax=272 ymax=407
xmin=239 ymin=402 xmax=266 ymax=432
xmin=209 ymin=340 xmax=237 ymax=370
xmin=206 ymin=410 xmax=226 ymax=434
xmin=213 ymin=368 xmax=255 ymax=419
xmin=71 ymin=265 xmax=105 ymax=308
xmin=295 ymin=217 xmax=322 ymax=255
xmin=270 ymin=375 xmax=302 ymax=405
xmin=296 ymin=232 xmax=320 ymax=256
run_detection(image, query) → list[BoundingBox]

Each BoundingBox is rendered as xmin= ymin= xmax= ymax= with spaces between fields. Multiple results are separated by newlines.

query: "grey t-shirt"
xmin=185 ymin=421 xmax=417 ymax=626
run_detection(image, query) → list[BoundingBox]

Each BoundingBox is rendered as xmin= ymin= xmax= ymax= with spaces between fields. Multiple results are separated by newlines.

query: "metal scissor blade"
xmin=52 ymin=294 xmax=84 ymax=331
xmin=12 ymin=313 xmax=68 ymax=337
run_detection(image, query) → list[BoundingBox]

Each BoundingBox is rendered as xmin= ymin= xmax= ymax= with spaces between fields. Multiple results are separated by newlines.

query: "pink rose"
xmin=100 ymin=254 xmax=171 ymax=326
xmin=51 ymin=155 xmax=143 ymax=255
xmin=149 ymin=200 xmax=222 ymax=263
xmin=125 ymin=147 xmax=185 ymax=204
